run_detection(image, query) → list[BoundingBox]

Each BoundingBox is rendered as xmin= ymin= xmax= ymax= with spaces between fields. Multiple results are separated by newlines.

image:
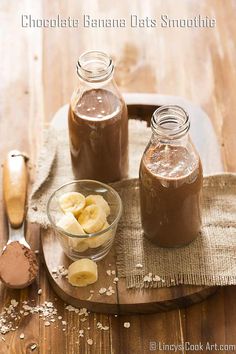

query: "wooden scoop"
xmin=0 ymin=151 xmax=38 ymax=288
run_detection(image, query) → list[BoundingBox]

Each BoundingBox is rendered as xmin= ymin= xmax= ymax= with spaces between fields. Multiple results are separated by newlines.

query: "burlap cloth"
xmin=28 ymin=120 xmax=236 ymax=289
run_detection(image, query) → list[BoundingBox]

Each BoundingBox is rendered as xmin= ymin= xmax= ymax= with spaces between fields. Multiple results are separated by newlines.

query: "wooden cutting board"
xmin=41 ymin=93 xmax=223 ymax=314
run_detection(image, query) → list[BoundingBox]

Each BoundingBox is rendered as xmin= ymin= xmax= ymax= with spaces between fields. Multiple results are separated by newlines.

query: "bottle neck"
xmin=151 ymin=105 xmax=190 ymax=144
xmin=76 ymin=50 xmax=114 ymax=84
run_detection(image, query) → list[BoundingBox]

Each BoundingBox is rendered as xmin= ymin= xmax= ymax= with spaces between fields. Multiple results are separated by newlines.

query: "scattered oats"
xmin=37 ymin=289 xmax=42 ymax=295
xmin=60 ymin=270 xmax=68 ymax=276
xmin=99 ymin=287 xmax=107 ymax=295
xmin=52 ymin=269 xmax=57 ymax=273
xmin=87 ymin=327 xmax=90 ymax=330
xmin=87 ymin=338 xmax=93 ymax=345
xmin=24 ymin=312 xmax=29 ymax=316
xmin=171 ymin=279 xmax=175 ymax=283
xmin=108 ymin=263 xmax=112 ymax=267
xmin=34 ymin=250 xmax=39 ymax=254
xmin=80 ymin=318 xmax=87 ymax=322
xmin=106 ymin=286 xmax=115 ymax=296
xmin=1 ymin=337 xmax=6 ymax=341
xmin=65 ymin=304 xmax=79 ymax=314
xmin=78 ymin=308 xmax=89 ymax=316
xmin=23 ymin=305 xmax=31 ymax=311
xmin=44 ymin=321 xmax=51 ymax=326
xmin=58 ymin=316 xmax=62 ymax=320
xmin=11 ymin=299 xmax=18 ymax=307
xmin=111 ymin=270 xmax=116 ymax=275
xmin=135 ymin=263 xmax=143 ymax=268
xmin=124 ymin=322 xmax=130 ymax=328
xmin=114 ymin=314 xmax=118 ymax=317
xmin=161 ymin=279 xmax=165 ymax=283
xmin=113 ymin=277 xmax=119 ymax=282
xmin=90 ymin=290 xmax=94 ymax=294
xmin=153 ymin=275 xmax=161 ymax=282
xmin=62 ymin=328 xmax=66 ymax=331
xmin=65 ymin=305 xmax=75 ymax=312
xmin=97 ymin=322 xmax=109 ymax=331
xmin=106 ymin=270 xmax=112 ymax=276
xmin=31 ymin=344 xmax=37 ymax=351
xmin=79 ymin=329 xmax=84 ymax=337
xmin=62 ymin=321 xmax=67 ymax=326
xmin=19 ymin=333 xmax=24 ymax=339
xmin=143 ymin=275 xmax=152 ymax=282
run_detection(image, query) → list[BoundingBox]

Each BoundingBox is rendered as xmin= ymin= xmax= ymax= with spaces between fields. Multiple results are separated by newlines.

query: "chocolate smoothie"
xmin=68 ymin=88 xmax=128 ymax=183
xmin=140 ymin=144 xmax=202 ymax=247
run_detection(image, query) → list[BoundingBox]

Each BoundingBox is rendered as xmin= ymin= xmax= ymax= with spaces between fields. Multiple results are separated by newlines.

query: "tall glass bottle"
xmin=139 ymin=105 xmax=203 ymax=247
xmin=68 ymin=50 xmax=129 ymax=183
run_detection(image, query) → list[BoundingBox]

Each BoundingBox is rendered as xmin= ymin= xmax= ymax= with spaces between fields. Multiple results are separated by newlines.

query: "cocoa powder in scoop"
xmin=0 ymin=241 xmax=38 ymax=288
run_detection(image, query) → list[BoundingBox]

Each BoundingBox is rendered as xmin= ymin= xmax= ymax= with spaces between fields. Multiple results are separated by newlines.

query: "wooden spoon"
xmin=0 ymin=151 xmax=38 ymax=288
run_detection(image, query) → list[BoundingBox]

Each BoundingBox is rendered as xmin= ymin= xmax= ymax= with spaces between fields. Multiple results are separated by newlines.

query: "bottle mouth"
xmin=151 ymin=105 xmax=190 ymax=140
xmin=76 ymin=50 xmax=114 ymax=82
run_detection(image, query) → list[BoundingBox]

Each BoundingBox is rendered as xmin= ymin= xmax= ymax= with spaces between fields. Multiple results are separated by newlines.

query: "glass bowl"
xmin=47 ymin=180 xmax=122 ymax=261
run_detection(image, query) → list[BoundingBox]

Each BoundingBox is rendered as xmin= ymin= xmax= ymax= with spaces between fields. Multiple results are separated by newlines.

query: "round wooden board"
xmin=41 ymin=93 xmax=222 ymax=314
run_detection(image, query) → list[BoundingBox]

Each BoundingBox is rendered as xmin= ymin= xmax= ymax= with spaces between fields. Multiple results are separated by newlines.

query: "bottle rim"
xmin=151 ymin=105 xmax=190 ymax=140
xmin=76 ymin=50 xmax=114 ymax=83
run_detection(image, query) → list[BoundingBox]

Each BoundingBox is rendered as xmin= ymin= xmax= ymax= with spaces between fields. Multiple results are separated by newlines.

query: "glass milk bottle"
xmin=139 ymin=105 xmax=203 ymax=247
xmin=68 ymin=50 xmax=129 ymax=183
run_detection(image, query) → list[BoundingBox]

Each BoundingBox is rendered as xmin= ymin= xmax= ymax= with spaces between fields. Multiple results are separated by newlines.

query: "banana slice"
xmin=78 ymin=205 xmax=106 ymax=233
xmin=87 ymin=222 xmax=112 ymax=248
xmin=56 ymin=212 xmax=85 ymax=235
xmin=68 ymin=258 xmax=98 ymax=287
xmin=85 ymin=195 xmax=110 ymax=217
xmin=59 ymin=192 xmax=85 ymax=216
xmin=69 ymin=238 xmax=89 ymax=253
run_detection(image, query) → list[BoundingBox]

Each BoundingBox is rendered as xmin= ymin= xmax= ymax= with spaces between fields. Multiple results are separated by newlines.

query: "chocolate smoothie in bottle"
xmin=68 ymin=51 xmax=128 ymax=183
xmin=139 ymin=105 xmax=203 ymax=247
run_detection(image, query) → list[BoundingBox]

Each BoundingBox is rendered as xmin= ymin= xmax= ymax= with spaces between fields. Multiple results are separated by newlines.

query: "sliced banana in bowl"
xmin=87 ymin=222 xmax=112 ymax=248
xmin=56 ymin=212 xmax=85 ymax=235
xmin=69 ymin=238 xmax=89 ymax=253
xmin=85 ymin=195 xmax=111 ymax=217
xmin=78 ymin=204 xmax=106 ymax=233
xmin=59 ymin=192 xmax=85 ymax=216
xmin=47 ymin=180 xmax=122 ymax=261
xmin=56 ymin=212 xmax=89 ymax=252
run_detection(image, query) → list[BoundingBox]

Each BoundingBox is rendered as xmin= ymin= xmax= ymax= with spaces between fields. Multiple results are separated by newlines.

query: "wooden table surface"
xmin=1 ymin=1 xmax=236 ymax=353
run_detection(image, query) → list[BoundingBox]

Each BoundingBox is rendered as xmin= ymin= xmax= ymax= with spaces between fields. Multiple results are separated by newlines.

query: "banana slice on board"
xmin=68 ymin=258 xmax=98 ymax=287
xmin=85 ymin=195 xmax=110 ymax=217
xmin=59 ymin=192 xmax=85 ymax=216
xmin=78 ymin=205 xmax=106 ymax=233
xmin=87 ymin=222 xmax=112 ymax=248
xmin=56 ymin=212 xmax=85 ymax=235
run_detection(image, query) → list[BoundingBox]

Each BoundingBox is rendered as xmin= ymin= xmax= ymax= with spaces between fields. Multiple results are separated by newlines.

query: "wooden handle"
xmin=3 ymin=150 xmax=28 ymax=228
